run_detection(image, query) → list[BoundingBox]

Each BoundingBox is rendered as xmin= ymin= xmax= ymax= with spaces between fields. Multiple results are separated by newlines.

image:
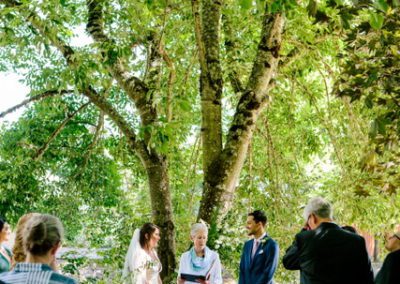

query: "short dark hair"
xmin=248 ymin=210 xmax=267 ymax=226
xmin=139 ymin=223 xmax=160 ymax=248
xmin=0 ymin=217 xmax=6 ymax=232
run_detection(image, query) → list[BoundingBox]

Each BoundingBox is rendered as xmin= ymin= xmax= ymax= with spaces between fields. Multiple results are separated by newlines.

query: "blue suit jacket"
xmin=239 ymin=234 xmax=279 ymax=284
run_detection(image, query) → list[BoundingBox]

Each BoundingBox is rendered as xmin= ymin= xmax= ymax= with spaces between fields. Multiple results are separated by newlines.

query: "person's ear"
xmin=308 ymin=214 xmax=316 ymax=228
xmin=50 ymin=242 xmax=61 ymax=256
xmin=312 ymin=214 xmax=318 ymax=224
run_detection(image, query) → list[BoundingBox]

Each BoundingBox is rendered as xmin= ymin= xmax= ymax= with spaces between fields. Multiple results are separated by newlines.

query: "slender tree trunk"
xmin=143 ymin=152 xmax=176 ymax=281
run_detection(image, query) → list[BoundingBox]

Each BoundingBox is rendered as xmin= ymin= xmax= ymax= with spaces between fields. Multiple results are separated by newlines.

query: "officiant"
xmin=177 ymin=223 xmax=222 ymax=284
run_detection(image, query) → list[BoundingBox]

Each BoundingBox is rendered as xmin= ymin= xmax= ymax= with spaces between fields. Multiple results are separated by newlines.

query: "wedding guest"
xmin=123 ymin=223 xmax=162 ymax=284
xmin=0 ymin=214 xmax=77 ymax=283
xmin=12 ymin=213 xmax=41 ymax=267
xmin=283 ymin=197 xmax=374 ymax=284
xmin=0 ymin=217 xmax=12 ymax=273
xmin=375 ymin=230 xmax=400 ymax=284
xmin=178 ymin=223 xmax=222 ymax=284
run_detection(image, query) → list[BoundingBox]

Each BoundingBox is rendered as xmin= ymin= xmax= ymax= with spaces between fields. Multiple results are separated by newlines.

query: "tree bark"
xmin=142 ymin=153 xmax=176 ymax=281
xmin=197 ymin=4 xmax=285 ymax=226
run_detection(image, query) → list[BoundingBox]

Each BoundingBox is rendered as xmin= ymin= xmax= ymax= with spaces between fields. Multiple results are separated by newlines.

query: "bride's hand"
xmin=196 ymin=280 xmax=210 ymax=284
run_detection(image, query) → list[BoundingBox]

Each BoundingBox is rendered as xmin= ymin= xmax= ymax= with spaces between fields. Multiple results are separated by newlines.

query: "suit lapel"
xmin=246 ymin=239 xmax=254 ymax=268
xmin=250 ymin=235 xmax=269 ymax=267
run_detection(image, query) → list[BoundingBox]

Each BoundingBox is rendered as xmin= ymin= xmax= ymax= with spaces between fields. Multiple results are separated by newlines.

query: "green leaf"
xmin=365 ymin=95 xmax=373 ymax=109
xmin=239 ymin=0 xmax=252 ymax=10
xmin=374 ymin=0 xmax=389 ymax=13
xmin=369 ymin=12 xmax=384 ymax=29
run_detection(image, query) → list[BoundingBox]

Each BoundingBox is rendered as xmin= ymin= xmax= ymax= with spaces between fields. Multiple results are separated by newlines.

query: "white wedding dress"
xmin=122 ymin=229 xmax=162 ymax=284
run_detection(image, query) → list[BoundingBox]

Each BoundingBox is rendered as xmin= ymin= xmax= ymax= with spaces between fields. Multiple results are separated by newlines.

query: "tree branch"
xmin=34 ymin=102 xmax=90 ymax=160
xmin=222 ymin=13 xmax=244 ymax=93
xmin=73 ymin=111 xmax=104 ymax=178
xmin=295 ymin=77 xmax=346 ymax=172
xmin=247 ymin=10 xmax=284 ymax=98
xmin=196 ymin=0 xmax=224 ymax=179
xmin=0 ymin=90 xmax=73 ymax=119
xmin=191 ymin=0 xmax=207 ymax=73
xmin=82 ymin=86 xmax=149 ymax=162
xmin=86 ymin=0 xmax=157 ymax=129
xmin=160 ymin=45 xmax=176 ymax=122
xmin=0 ymin=0 xmax=151 ymax=161
xmin=198 ymin=4 xmax=285 ymax=222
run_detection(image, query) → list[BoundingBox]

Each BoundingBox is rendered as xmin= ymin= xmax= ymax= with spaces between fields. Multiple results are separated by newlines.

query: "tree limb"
xmin=196 ymin=0 xmax=224 ymax=180
xmin=82 ymin=86 xmax=149 ymax=162
xmin=73 ymin=111 xmax=104 ymax=178
xmin=0 ymin=90 xmax=73 ymax=119
xmin=0 ymin=0 xmax=149 ymax=161
xmin=222 ymin=13 xmax=244 ymax=93
xmin=160 ymin=45 xmax=176 ymax=122
xmin=191 ymin=0 xmax=207 ymax=73
xmin=295 ymin=77 xmax=346 ymax=172
xmin=34 ymin=102 xmax=90 ymax=161
xmin=247 ymin=11 xmax=284 ymax=98
xmin=86 ymin=0 xmax=157 ymax=129
xmin=198 ymin=3 xmax=284 ymax=222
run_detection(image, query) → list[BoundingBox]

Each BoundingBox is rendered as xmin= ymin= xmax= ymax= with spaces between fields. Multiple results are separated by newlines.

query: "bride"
xmin=123 ymin=223 xmax=162 ymax=284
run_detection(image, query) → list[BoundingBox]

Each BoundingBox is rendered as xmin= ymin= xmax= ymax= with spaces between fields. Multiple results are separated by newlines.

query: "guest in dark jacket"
xmin=283 ymin=197 xmax=374 ymax=284
xmin=375 ymin=230 xmax=400 ymax=284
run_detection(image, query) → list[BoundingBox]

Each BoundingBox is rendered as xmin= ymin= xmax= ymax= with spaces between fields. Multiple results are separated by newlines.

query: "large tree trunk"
xmin=143 ymin=152 xmax=176 ymax=281
xmin=197 ymin=3 xmax=285 ymax=228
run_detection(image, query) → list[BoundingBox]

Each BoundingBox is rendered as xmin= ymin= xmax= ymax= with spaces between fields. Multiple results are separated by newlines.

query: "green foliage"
xmin=1 ymin=0 xmax=400 ymax=283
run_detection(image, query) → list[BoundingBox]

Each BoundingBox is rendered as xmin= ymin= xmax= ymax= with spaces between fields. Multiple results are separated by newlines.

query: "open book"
xmin=180 ymin=258 xmax=217 ymax=282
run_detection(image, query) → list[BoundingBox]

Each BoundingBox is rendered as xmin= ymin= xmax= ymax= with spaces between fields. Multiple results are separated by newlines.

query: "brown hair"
xmin=139 ymin=223 xmax=159 ymax=249
xmin=23 ymin=214 xmax=64 ymax=256
xmin=12 ymin=213 xmax=41 ymax=265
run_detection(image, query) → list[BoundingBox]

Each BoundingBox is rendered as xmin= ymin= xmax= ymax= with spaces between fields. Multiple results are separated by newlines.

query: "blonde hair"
xmin=190 ymin=223 xmax=208 ymax=237
xmin=12 ymin=213 xmax=41 ymax=265
xmin=23 ymin=214 xmax=64 ymax=256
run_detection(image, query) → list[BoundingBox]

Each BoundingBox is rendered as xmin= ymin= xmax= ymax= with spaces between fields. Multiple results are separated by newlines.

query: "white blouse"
xmin=178 ymin=248 xmax=223 ymax=284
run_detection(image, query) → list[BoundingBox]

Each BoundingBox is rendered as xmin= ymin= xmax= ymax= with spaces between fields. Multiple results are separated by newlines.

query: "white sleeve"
xmin=211 ymin=253 xmax=223 ymax=284
xmin=178 ymin=253 xmax=185 ymax=277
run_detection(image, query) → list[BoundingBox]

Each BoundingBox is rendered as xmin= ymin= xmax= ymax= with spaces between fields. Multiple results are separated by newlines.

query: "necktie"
xmin=251 ymin=239 xmax=259 ymax=260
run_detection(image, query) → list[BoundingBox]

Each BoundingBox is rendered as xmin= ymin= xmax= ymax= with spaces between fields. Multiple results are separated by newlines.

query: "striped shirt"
xmin=0 ymin=263 xmax=77 ymax=284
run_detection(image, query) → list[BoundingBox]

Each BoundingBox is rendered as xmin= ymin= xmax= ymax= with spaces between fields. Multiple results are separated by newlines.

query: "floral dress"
xmin=127 ymin=248 xmax=162 ymax=284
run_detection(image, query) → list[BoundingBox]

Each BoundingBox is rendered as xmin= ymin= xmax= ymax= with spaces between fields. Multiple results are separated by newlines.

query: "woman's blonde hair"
xmin=23 ymin=214 xmax=64 ymax=256
xmin=12 ymin=213 xmax=41 ymax=265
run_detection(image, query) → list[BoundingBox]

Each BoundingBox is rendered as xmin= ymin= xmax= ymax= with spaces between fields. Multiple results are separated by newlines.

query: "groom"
xmin=239 ymin=210 xmax=279 ymax=284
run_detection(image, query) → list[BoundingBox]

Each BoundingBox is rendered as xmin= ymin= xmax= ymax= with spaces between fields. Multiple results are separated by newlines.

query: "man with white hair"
xmin=375 ymin=229 xmax=400 ymax=284
xmin=282 ymin=197 xmax=374 ymax=284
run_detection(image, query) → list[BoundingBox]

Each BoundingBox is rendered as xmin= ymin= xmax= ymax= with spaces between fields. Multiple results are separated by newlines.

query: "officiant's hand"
xmin=177 ymin=277 xmax=185 ymax=284
xmin=196 ymin=280 xmax=210 ymax=284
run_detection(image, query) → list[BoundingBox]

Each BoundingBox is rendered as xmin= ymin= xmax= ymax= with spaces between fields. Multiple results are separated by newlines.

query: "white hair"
xmin=190 ymin=223 xmax=208 ymax=237
xmin=303 ymin=197 xmax=333 ymax=221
